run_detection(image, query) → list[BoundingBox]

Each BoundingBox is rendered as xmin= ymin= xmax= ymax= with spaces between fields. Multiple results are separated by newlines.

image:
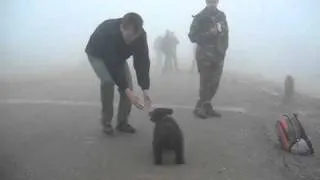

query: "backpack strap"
xmin=283 ymin=114 xmax=299 ymax=149
xmin=293 ymin=113 xmax=315 ymax=154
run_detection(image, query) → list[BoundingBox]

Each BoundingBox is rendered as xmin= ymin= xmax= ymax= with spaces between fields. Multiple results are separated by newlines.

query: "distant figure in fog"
xmin=153 ymin=36 xmax=164 ymax=70
xmin=188 ymin=0 xmax=229 ymax=119
xmin=283 ymin=75 xmax=295 ymax=105
xmin=161 ymin=30 xmax=179 ymax=73
xmin=85 ymin=13 xmax=152 ymax=135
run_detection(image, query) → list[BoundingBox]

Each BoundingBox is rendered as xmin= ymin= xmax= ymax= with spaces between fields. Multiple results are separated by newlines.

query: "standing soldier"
xmin=188 ymin=0 xmax=229 ymax=119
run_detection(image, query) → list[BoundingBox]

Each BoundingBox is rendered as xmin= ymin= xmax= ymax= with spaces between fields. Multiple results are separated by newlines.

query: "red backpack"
xmin=276 ymin=113 xmax=314 ymax=155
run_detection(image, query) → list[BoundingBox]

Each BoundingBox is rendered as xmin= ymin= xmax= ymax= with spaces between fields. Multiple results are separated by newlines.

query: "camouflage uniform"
xmin=188 ymin=7 xmax=229 ymax=118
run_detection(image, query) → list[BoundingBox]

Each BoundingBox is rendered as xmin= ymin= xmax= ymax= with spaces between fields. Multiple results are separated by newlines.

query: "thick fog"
xmin=1 ymin=0 xmax=320 ymax=84
xmin=2 ymin=2 xmax=320 ymax=178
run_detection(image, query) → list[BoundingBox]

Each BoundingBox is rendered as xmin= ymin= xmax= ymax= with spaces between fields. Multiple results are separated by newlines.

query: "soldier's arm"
xmin=224 ymin=19 xmax=229 ymax=50
xmin=220 ymin=12 xmax=229 ymax=34
xmin=215 ymin=12 xmax=229 ymax=56
xmin=220 ymin=13 xmax=229 ymax=50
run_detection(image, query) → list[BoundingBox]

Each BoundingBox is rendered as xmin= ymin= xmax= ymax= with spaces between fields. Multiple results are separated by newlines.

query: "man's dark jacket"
xmin=85 ymin=18 xmax=150 ymax=91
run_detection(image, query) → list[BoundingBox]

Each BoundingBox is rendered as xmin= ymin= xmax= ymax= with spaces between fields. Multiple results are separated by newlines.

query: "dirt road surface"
xmin=0 ymin=68 xmax=319 ymax=180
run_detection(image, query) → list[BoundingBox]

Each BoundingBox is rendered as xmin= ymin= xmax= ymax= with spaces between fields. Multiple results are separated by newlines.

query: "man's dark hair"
xmin=122 ymin=12 xmax=144 ymax=33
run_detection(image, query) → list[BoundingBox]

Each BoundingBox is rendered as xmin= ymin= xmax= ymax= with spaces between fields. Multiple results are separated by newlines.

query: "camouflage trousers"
xmin=195 ymin=46 xmax=224 ymax=109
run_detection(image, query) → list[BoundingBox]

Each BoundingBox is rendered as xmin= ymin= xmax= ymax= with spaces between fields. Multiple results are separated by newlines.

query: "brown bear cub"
xmin=149 ymin=108 xmax=185 ymax=165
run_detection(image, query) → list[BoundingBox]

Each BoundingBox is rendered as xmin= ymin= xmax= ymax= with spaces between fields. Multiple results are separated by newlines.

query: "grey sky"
xmin=1 ymin=0 xmax=320 ymax=78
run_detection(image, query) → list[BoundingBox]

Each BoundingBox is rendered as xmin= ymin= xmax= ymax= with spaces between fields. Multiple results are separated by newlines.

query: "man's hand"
xmin=209 ymin=27 xmax=218 ymax=35
xmin=208 ymin=23 xmax=222 ymax=35
xmin=125 ymin=88 xmax=143 ymax=110
xmin=143 ymin=90 xmax=152 ymax=112
xmin=216 ymin=22 xmax=222 ymax=32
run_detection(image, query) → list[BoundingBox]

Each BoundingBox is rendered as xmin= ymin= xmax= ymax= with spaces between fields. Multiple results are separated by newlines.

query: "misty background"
xmin=1 ymin=0 xmax=320 ymax=92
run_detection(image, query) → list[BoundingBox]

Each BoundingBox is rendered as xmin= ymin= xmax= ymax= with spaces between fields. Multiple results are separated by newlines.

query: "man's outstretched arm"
xmin=132 ymin=32 xmax=151 ymax=109
xmin=132 ymin=32 xmax=150 ymax=91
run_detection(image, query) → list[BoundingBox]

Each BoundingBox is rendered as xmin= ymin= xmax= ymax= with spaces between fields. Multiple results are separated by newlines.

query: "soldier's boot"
xmin=194 ymin=108 xmax=208 ymax=119
xmin=193 ymin=101 xmax=200 ymax=113
xmin=193 ymin=101 xmax=208 ymax=119
xmin=203 ymin=103 xmax=221 ymax=118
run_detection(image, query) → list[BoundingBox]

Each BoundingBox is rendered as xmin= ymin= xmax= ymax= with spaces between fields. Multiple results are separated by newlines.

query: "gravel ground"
xmin=0 ymin=69 xmax=319 ymax=180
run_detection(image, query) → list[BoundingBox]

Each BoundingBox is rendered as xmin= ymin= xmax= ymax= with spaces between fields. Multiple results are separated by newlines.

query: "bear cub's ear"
xmin=149 ymin=108 xmax=174 ymax=122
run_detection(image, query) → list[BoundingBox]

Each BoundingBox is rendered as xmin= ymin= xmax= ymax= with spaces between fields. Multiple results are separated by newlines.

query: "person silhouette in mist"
xmin=188 ymin=0 xmax=229 ymax=119
xmin=162 ymin=30 xmax=180 ymax=73
xmin=85 ymin=12 xmax=152 ymax=135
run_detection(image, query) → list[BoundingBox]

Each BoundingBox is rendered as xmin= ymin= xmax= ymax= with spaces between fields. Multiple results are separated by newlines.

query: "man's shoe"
xmin=116 ymin=124 xmax=136 ymax=134
xmin=193 ymin=108 xmax=208 ymax=119
xmin=102 ymin=124 xmax=114 ymax=135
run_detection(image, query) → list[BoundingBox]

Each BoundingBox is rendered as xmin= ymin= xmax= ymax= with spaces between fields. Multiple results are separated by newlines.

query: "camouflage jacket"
xmin=188 ymin=7 xmax=229 ymax=57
